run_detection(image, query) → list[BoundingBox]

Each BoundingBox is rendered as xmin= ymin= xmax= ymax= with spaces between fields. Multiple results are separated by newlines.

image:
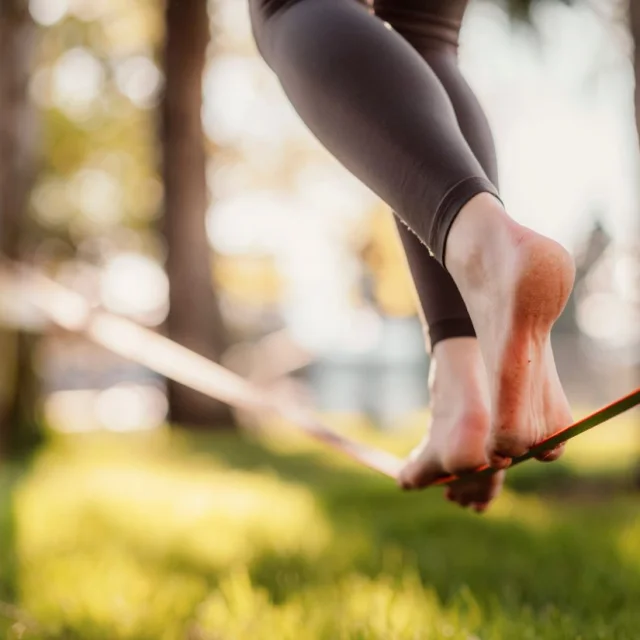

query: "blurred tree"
xmin=161 ymin=0 xmax=235 ymax=429
xmin=0 ymin=0 xmax=43 ymax=457
xmin=630 ymin=0 xmax=640 ymax=146
xmin=503 ymin=0 xmax=640 ymax=145
xmin=500 ymin=0 xmax=575 ymax=21
xmin=554 ymin=217 xmax=612 ymax=335
xmin=359 ymin=204 xmax=417 ymax=318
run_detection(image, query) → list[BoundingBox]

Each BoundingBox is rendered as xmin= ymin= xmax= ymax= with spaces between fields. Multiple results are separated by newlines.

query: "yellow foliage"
xmin=214 ymin=254 xmax=283 ymax=304
xmin=360 ymin=204 xmax=418 ymax=317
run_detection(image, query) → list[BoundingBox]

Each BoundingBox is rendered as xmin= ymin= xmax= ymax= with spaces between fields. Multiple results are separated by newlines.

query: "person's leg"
xmin=250 ymin=0 xmax=496 ymax=509
xmin=388 ymin=2 xmax=572 ymax=472
xmin=374 ymin=0 xmax=499 ymax=506
xmin=249 ymin=0 xmax=499 ymax=261
xmin=249 ymin=0 xmax=575 ymax=496
xmin=378 ymin=3 xmax=572 ymax=501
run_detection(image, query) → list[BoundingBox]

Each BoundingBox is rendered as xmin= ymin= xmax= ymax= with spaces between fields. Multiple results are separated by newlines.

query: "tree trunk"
xmin=0 ymin=0 xmax=42 ymax=458
xmin=624 ymin=0 xmax=640 ymax=489
xmin=629 ymin=0 xmax=640 ymax=395
xmin=631 ymin=0 xmax=640 ymax=147
xmin=160 ymin=0 xmax=235 ymax=429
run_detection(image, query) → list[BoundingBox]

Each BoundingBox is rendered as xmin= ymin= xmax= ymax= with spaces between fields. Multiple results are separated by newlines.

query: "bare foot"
xmin=399 ymin=338 xmax=505 ymax=511
xmin=445 ymin=194 xmax=575 ymax=470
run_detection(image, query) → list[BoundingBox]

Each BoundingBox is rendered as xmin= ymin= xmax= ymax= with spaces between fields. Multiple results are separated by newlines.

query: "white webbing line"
xmin=14 ymin=265 xmax=404 ymax=479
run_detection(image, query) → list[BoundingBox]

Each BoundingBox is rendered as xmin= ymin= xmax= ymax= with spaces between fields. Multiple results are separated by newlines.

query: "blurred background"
xmin=0 ymin=0 xmax=639 ymax=638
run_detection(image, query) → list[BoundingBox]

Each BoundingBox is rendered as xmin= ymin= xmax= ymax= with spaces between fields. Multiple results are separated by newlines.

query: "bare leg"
xmin=376 ymin=0 xmax=573 ymax=498
xmin=378 ymin=1 xmax=506 ymax=505
xmin=249 ymin=0 xmax=574 ymax=504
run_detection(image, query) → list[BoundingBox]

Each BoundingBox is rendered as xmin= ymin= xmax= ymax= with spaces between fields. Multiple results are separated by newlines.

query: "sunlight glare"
xmin=114 ymin=56 xmax=163 ymax=108
xmin=70 ymin=169 xmax=123 ymax=226
xmin=29 ymin=0 xmax=69 ymax=26
xmin=52 ymin=48 xmax=105 ymax=119
xmin=100 ymin=253 xmax=169 ymax=325
xmin=95 ymin=384 xmax=167 ymax=432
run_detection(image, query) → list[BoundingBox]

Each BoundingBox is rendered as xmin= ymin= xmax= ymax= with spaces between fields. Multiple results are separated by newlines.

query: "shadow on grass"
xmin=507 ymin=458 xmax=638 ymax=499
xmin=0 ymin=464 xmax=28 ymax=598
xmin=0 ymin=462 xmax=36 ymax=635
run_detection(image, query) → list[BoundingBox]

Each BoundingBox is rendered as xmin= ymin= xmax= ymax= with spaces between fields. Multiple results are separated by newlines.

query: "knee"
xmin=250 ymin=0 xmax=370 ymax=65
xmin=249 ymin=0 xmax=310 ymax=62
xmin=373 ymin=0 xmax=468 ymax=51
xmin=248 ymin=0 xmax=286 ymax=61
xmin=249 ymin=0 xmax=289 ymax=20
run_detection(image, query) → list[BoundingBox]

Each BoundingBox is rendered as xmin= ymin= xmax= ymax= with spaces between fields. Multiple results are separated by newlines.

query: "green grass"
xmin=0 ymin=410 xmax=639 ymax=639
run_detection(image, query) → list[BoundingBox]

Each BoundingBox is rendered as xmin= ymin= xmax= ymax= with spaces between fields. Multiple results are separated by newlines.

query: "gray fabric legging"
xmin=249 ymin=0 xmax=500 ymax=347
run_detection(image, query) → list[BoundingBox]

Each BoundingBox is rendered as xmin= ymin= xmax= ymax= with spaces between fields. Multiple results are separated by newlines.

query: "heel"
xmin=513 ymin=237 xmax=575 ymax=326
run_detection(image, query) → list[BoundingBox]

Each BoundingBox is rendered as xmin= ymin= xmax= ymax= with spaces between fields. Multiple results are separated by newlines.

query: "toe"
xmin=444 ymin=454 xmax=487 ymax=479
xmin=535 ymin=443 xmax=565 ymax=462
xmin=487 ymin=429 xmax=529 ymax=469
xmin=487 ymin=452 xmax=513 ymax=470
xmin=447 ymin=470 xmax=505 ymax=508
xmin=452 ymin=492 xmax=474 ymax=508
xmin=398 ymin=452 xmax=444 ymax=490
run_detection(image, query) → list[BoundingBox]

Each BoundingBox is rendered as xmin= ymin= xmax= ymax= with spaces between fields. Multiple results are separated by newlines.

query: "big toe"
xmin=446 ymin=470 xmax=505 ymax=510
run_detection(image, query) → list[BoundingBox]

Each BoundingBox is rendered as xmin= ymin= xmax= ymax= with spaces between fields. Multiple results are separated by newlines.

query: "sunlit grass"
xmin=560 ymin=410 xmax=640 ymax=470
xmin=0 ymin=413 xmax=638 ymax=638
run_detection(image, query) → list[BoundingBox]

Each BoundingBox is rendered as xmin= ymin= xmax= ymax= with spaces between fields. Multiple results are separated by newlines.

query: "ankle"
xmin=432 ymin=336 xmax=482 ymax=366
xmin=444 ymin=193 xmax=518 ymax=281
xmin=429 ymin=337 xmax=488 ymax=405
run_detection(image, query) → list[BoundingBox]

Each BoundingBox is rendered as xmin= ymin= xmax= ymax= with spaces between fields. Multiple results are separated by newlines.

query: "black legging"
xmin=249 ymin=0 xmax=501 ymax=348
